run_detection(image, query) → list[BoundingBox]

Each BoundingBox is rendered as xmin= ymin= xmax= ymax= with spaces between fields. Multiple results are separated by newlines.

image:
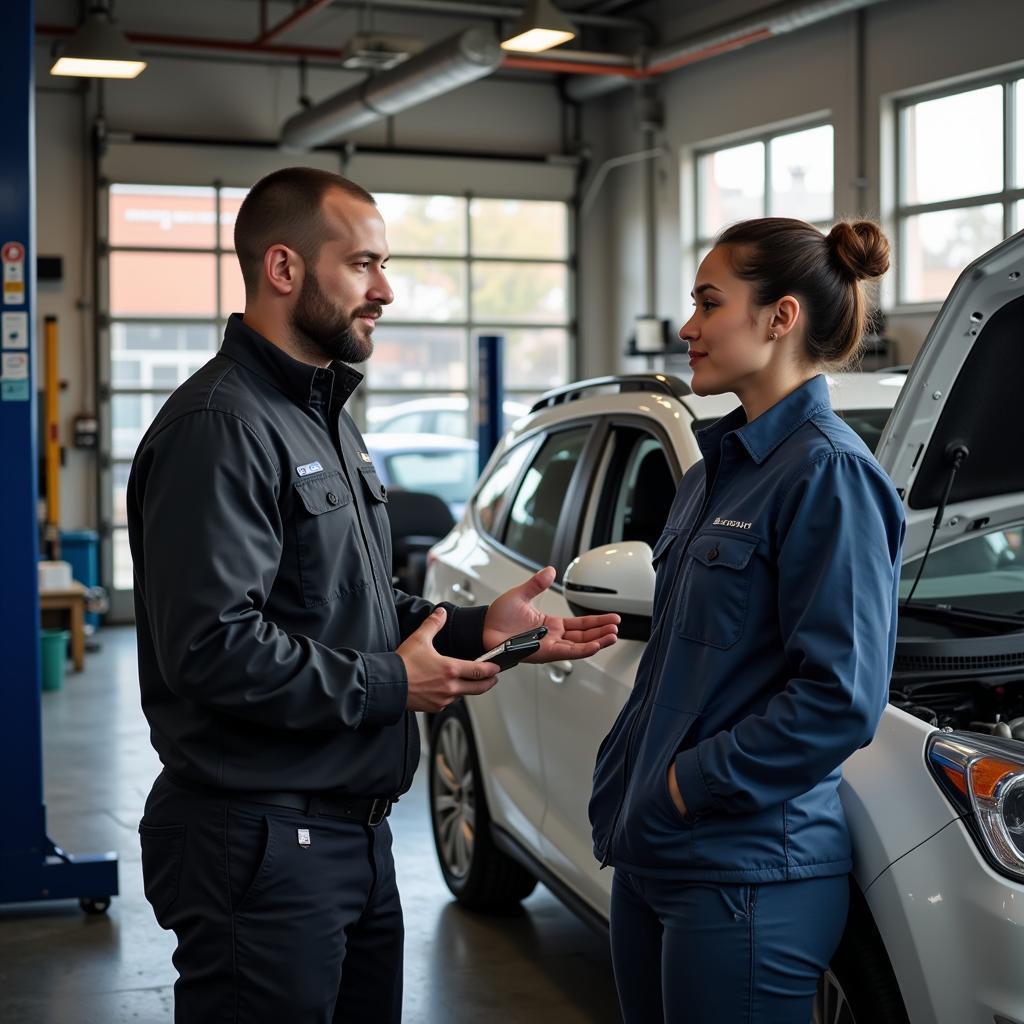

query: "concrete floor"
xmin=0 ymin=627 xmax=620 ymax=1024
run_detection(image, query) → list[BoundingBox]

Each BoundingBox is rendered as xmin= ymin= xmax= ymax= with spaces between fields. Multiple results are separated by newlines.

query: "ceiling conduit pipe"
xmin=565 ymin=0 xmax=891 ymax=102
xmin=280 ymin=25 xmax=501 ymax=151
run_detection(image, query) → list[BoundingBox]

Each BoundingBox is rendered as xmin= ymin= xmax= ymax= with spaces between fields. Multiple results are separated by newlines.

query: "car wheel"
xmin=428 ymin=701 xmax=537 ymax=911
xmin=812 ymin=895 xmax=910 ymax=1024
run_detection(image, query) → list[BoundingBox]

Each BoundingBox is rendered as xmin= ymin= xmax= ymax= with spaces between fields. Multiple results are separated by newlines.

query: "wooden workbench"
xmin=39 ymin=581 xmax=87 ymax=673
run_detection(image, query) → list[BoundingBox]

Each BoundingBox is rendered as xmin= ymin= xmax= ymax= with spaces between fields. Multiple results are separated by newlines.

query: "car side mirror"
xmin=563 ymin=541 xmax=655 ymax=640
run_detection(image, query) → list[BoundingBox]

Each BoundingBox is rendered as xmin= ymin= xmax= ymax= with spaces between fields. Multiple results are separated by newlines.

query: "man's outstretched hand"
xmin=482 ymin=566 xmax=620 ymax=664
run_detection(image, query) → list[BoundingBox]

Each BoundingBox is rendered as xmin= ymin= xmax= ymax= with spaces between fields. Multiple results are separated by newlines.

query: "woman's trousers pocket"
xmin=138 ymin=822 xmax=185 ymax=927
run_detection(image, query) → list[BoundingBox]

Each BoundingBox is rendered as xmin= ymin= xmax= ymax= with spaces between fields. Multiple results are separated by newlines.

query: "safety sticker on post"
xmin=2 ymin=241 xmax=25 ymax=306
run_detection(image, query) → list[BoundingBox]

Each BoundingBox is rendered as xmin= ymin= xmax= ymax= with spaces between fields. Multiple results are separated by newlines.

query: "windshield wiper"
xmin=900 ymin=601 xmax=1024 ymax=629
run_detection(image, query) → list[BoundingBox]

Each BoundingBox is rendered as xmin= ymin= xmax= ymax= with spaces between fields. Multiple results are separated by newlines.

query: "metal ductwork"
xmin=565 ymin=0 xmax=889 ymax=102
xmin=281 ymin=26 xmax=501 ymax=151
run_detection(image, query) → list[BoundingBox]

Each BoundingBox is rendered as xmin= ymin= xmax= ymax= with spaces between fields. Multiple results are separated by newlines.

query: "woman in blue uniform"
xmin=589 ymin=217 xmax=906 ymax=1023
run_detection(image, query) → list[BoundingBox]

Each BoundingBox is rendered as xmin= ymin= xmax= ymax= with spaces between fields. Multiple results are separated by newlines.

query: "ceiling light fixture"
xmin=501 ymin=0 xmax=577 ymax=54
xmin=50 ymin=3 xmax=147 ymax=80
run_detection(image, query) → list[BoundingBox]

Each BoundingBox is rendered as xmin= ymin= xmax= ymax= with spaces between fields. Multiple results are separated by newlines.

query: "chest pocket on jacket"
xmin=676 ymin=532 xmax=758 ymax=650
xmin=294 ymin=470 xmax=356 ymax=608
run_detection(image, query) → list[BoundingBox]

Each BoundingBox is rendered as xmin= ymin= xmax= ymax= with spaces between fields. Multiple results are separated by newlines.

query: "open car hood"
xmin=875 ymin=229 xmax=1024 ymax=562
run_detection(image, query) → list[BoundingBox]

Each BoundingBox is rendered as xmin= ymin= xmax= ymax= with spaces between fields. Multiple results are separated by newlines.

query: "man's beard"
xmin=290 ymin=269 xmax=380 ymax=364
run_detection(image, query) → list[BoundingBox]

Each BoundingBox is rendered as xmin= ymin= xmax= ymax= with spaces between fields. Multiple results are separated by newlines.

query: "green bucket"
xmin=40 ymin=628 xmax=70 ymax=692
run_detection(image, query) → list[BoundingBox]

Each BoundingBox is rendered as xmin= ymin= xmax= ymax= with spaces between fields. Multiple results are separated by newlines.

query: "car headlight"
xmin=928 ymin=732 xmax=1024 ymax=882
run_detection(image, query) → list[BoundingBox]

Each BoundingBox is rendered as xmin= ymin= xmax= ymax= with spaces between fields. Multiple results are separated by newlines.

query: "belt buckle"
xmin=367 ymin=798 xmax=389 ymax=827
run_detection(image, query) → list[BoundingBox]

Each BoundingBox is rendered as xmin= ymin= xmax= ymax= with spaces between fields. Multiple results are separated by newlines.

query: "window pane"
xmin=1017 ymin=81 xmax=1024 ymax=188
xmin=504 ymin=428 xmax=588 ymax=566
xmin=902 ymin=204 xmax=1003 ymax=303
xmin=110 ymin=251 xmax=217 ymax=317
xmin=472 ymin=327 xmax=568 ymax=390
xmin=770 ymin=125 xmax=834 ymax=221
xmin=112 ymin=393 xmax=169 ymax=458
xmin=109 ymin=184 xmax=217 ymax=248
xmin=220 ymin=187 xmax=249 ymax=250
xmin=470 ymin=199 xmax=568 ymax=258
xmin=1017 ymin=200 xmax=1024 ymax=232
xmin=903 ymin=86 xmax=1003 ymax=204
xmin=386 ymin=259 xmax=466 ymax=322
xmin=220 ymin=253 xmax=247 ymax=317
xmin=376 ymin=194 xmax=466 ymax=255
xmin=112 ymin=461 xmax=131 ymax=527
xmin=698 ymin=142 xmax=764 ymax=237
xmin=111 ymin=323 xmax=218 ymax=387
xmin=472 ymin=262 xmax=568 ymax=323
xmin=365 ymin=393 xmax=468 ymax=438
xmin=474 ymin=440 xmax=534 ymax=536
xmin=111 ymin=357 xmax=141 ymax=386
xmin=365 ymin=327 xmax=468 ymax=389
xmin=113 ymin=527 xmax=133 ymax=591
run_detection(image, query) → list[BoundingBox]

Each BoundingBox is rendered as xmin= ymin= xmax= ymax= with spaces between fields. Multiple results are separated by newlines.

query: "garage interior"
xmin=4 ymin=0 xmax=1024 ymax=1021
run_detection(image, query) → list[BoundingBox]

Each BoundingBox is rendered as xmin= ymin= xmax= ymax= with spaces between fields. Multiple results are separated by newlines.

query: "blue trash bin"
xmin=60 ymin=529 xmax=100 ymax=629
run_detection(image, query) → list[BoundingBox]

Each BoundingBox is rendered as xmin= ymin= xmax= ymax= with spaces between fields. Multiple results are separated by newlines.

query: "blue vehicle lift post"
xmin=0 ymin=0 xmax=118 ymax=914
xmin=476 ymin=334 xmax=505 ymax=474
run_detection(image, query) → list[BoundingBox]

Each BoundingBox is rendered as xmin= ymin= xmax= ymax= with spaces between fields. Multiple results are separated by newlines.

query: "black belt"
xmin=164 ymin=773 xmax=393 ymax=827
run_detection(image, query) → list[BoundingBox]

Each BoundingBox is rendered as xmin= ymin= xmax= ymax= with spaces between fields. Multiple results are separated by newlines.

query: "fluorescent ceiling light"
xmin=501 ymin=0 xmax=576 ymax=53
xmin=50 ymin=4 xmax=147 ymax=80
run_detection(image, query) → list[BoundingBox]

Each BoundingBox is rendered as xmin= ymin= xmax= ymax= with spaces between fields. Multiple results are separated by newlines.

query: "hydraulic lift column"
xmin=0 ymin=0 xmax=118 ymax=912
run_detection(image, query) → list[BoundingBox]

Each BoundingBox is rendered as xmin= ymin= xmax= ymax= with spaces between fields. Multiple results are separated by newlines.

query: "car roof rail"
xmin=528 ymin=373 xmax=692 ymax=413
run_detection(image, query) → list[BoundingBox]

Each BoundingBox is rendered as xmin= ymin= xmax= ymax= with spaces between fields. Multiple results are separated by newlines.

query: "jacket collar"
xmin=696 ymin=373 xmax=832 ymax=466
xmin=219 ymin=313 xmax=364 ymax=412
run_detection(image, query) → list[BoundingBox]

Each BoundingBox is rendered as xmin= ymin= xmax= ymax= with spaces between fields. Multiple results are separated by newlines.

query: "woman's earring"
xmin=768 ymin=331 xmax=778 ymax=341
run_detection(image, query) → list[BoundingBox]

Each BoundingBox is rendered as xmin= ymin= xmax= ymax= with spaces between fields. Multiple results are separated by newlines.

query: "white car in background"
xmin=366 ymin=395 xmax=530 ymax=437
xmin=422 ymin=231 xmax=1024 ymax=1024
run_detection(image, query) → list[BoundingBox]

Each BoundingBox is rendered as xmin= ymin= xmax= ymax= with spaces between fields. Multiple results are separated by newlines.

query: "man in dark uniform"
xmin=128 ymin=167 xmax=620 ymax=1023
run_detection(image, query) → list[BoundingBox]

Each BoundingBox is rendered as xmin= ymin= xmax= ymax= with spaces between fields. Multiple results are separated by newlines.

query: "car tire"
xmin=428 ymin=701 xmax=537 ymax=911
xmin=812 ymin=887 xmax=910 ymax=1024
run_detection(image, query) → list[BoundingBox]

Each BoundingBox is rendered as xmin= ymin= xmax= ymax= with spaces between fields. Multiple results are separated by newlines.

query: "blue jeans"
xmin=609 ymin=870 xmax=849 ymax=1024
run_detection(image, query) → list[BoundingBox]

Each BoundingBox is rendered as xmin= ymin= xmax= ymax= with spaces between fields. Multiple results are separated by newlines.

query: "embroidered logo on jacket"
xmin=713 ymin=517 xmax=753 ymax=530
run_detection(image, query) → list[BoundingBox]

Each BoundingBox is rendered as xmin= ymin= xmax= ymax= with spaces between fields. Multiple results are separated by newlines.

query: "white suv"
xmin=422 ymin=232 xmax=1024 ymax=1024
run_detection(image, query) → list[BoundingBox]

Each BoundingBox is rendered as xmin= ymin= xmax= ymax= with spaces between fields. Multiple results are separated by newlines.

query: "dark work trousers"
xmin=609 ymin=869 xmax=849 ymax=1024
xmin=139 ymin=771 xmax=404 ymax=1024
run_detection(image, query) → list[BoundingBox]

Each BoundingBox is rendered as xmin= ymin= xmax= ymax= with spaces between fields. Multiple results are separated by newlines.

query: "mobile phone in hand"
xmin=475 ymin=626 xmax=548 ymax=672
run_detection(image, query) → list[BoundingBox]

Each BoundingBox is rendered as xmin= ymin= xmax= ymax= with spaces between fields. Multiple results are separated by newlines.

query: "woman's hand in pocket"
xmin=667 ymin=763 xmax=688 ymax=818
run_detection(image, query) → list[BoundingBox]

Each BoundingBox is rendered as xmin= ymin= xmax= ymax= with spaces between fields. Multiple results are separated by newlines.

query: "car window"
xmin=503 ymin=428 xmax=589 ymax=566
xmin=382 ymin=450 xmax=479 ymax=506
xmin=900 ymin=526 xmax=1024 ymax=611
xmin=588 ymin=430 xmax=676 ymax=550
xmin=385 ymin=412 xmax=426 ymax=433
xmin=473 ymin=440 xmax=533 ymax=536
xmin=436 ymin=411 xmax=468 ymax=437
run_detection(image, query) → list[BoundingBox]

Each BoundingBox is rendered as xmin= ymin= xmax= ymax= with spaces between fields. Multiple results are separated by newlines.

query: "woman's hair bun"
xmin=826 ymin=220 xmax=890 ymax=281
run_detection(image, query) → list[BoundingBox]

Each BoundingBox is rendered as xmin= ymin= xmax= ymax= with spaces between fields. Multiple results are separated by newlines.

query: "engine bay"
xmin=890 ymin=611 xmax=1024 ymax=740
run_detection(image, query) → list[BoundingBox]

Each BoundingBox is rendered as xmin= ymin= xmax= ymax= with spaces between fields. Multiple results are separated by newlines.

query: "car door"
xmin=535 ymin=422 xmax=680 ymax=913
xmin=438 ymin=425 xmax=594 ymax=853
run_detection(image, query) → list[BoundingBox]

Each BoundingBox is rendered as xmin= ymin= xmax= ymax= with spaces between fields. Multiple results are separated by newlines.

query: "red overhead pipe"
xmin=255 ymin=0 xmax=336 ymax=45
xmin=35 ymin=22 xmax=771 ymax=79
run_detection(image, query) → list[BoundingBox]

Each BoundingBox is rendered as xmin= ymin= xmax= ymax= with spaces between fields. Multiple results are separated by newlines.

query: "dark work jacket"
xmin=589 ymin=374 xmax=906 ymax=882
xmin=128 ymin=314 xmax=488 ymax=797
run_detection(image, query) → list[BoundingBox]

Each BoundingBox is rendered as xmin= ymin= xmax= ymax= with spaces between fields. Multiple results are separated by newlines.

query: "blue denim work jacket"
xmin=589 ymin=374 xmax=907 ymax=882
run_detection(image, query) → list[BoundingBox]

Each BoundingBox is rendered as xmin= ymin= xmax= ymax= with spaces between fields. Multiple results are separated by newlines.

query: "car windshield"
xmin=383 ymin=450 xmax=480 ymax=505
xmin=899 ymin=525 xmax=1024 ymax=615
xmin=691 ymin=408 xmax=891 ymax=453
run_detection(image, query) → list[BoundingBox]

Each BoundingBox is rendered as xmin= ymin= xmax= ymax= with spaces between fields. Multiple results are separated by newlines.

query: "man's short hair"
xmin=233 ymin=167 xmax=376 ymax=299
